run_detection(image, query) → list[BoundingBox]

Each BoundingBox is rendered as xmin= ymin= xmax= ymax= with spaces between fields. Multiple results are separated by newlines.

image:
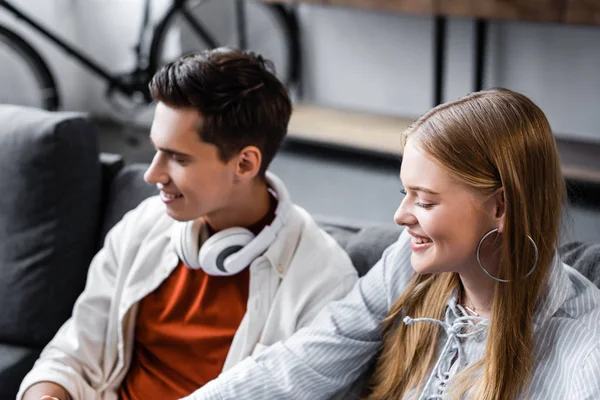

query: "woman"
xmin=184 ymin=89 xmax=600 ymax=400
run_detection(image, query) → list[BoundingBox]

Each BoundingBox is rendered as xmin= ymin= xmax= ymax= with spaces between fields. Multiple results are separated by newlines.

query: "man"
xmin=18 ymin=48 xmax=357 ymax=400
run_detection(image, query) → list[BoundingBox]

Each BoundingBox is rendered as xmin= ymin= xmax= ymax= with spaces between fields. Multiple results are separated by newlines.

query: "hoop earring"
xmin=476 ymin=228 xmax=539 ymax=283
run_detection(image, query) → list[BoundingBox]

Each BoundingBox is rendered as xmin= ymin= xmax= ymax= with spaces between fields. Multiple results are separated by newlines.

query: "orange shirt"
xmin=118 ymin=262 xmax=250 ymax=400
xmin=119 ymin=195 xmax=276 ymax=400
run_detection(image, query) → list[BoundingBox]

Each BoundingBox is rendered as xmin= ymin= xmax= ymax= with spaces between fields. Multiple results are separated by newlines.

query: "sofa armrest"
xmin=100 ymin=153 xmax=124 ymax=183
xmin=97 ymin=153 xmax=124 ymax=249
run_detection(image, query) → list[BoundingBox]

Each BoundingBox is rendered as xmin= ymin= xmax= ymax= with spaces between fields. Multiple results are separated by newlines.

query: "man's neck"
xmin=205 ymin=179 xmax=272 ymax=232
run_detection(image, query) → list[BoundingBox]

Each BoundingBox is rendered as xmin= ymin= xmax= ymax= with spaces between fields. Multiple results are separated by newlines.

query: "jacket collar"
xmin=261 ymin=205 xmax=304 ymax=278
xmin=257 ymin=171 xmax=303 ymax=277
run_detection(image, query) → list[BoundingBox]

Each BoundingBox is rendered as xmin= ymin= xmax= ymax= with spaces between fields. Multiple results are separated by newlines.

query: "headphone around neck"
xmin=172 ymin=172 xmax=291 ymax=276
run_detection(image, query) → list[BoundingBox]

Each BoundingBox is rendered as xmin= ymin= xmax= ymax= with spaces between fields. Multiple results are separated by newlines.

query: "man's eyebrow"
xmin=149 ymin=136 xmax=192 ymax=158
xmin=400 ymin=183 xmax=441 ymax=195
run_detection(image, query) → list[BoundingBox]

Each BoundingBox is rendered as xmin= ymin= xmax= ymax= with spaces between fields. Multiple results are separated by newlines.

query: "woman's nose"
xmin=394 ymin=197 xmax=417 ymax=227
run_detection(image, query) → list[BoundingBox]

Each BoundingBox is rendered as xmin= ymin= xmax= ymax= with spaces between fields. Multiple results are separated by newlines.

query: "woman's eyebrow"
xmin=401 ymin=184 xmax=441 ymax=195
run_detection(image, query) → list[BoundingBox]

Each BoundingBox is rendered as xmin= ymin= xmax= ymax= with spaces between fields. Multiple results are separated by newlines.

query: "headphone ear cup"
xmin=199 ymin=227 xmax=255 ymax=276
xmin=173 ymin=219 xmax=205 ymax=270
xmin=171 ymin=218 xmax=209 ymax=269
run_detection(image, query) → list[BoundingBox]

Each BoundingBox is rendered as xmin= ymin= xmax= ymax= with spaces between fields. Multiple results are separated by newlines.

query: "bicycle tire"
xmin=0 ymin=25 xmax=59 ymax=110
xmin=149 ymin=1 xmax=300 ymax=89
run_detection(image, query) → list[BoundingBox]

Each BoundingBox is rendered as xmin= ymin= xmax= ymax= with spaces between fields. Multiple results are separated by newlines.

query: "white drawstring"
xmin=403 ymin=310 xmax=488 ymax=400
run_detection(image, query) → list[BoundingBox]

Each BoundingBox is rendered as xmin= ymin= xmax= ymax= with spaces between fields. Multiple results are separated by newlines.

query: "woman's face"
xmin=395 ymin=140 xmax=503 ymax=275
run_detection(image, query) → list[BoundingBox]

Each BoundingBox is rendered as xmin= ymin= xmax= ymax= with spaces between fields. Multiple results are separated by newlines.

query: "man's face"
xmin=144 ymin=102 xmax=237 ymax=221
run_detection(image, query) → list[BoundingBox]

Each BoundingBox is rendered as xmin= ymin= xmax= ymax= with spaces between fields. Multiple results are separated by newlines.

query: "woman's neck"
xmin=459 ymin=268 xmax=496 ymax=318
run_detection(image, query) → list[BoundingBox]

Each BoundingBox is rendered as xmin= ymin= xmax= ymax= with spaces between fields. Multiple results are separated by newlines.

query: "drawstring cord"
xmin=403 ymin=308 xmax=488 ymax=400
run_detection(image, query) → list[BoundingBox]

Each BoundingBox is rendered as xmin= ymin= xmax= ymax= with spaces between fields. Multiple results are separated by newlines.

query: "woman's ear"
xmin=493 ymin=188 xmax=506 ymax=233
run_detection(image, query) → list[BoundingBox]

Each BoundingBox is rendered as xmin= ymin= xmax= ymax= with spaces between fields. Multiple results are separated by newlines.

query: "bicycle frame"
xmin=0 ymin=0 xmax=146 ymax=94
xmin=0 ymin=0 xmax=288 ymax=103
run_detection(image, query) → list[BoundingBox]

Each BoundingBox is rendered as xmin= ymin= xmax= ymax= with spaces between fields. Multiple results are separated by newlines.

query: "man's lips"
xmin=160 ymin=190 xmax=183 ymax=203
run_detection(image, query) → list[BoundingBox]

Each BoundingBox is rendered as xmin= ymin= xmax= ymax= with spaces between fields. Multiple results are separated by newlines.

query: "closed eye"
xmin=170 ymin=154 xmax=188 ymax=164
xmin=401 ymin=187 xmax=434 ymax=209
xmin=416 ymin=202 xmax=434 ymax=209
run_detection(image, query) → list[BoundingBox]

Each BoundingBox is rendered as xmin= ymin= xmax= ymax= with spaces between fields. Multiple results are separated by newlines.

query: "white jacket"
xmin=18 ymin=196 xmax=357 ymax=400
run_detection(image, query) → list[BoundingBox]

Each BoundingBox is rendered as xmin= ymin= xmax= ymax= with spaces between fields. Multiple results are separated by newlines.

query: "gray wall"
xmin=2 ymin=1 xmax=600 ymax=142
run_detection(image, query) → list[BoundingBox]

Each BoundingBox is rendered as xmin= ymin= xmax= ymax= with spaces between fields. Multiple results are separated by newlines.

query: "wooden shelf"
xmin=288 ymin=104 xmax=413 ymax=156
xmin=266 ymin=0 xmax=600 ymax=26
xmin=287 ymin=104 xmax=600 ymax=185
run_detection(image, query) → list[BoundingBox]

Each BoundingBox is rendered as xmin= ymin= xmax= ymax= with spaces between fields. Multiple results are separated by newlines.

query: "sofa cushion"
xmin=322 ymin=224 xmax=403 ymax=277
xmin=0 ymin=106 xmax=101 ymax=347
xmin=100 ymin=164 xmax=158 ymax=242
xmin=98 ymin=153 xmax=125 ymax=247
xmin=343 ymin=225 xmax=404 ymax=277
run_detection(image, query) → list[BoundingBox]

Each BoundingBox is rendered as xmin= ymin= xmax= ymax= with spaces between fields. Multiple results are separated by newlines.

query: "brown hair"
xmin=367 ymin=89 xmax=566 ymax=400
xmin=149 ymin=48 xmax=292 ymax=176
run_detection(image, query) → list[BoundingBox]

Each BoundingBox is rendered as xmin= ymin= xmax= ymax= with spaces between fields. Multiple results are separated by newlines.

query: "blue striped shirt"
xmin=183 ymin=229 xmax=600 ymax=400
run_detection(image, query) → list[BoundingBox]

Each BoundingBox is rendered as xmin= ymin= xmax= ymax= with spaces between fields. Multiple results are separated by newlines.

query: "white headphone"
xmin=172 ymin=172 xmax=291 ymax=276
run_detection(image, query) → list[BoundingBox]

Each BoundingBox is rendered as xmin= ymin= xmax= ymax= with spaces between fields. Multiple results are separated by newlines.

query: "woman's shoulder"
xmin=530 ymin=265 xmax=600 ymax=387
xmin=562 ymin=264 xmax=600 ymax=334
xmin=540 ymin=263 xmax=600 ymax=359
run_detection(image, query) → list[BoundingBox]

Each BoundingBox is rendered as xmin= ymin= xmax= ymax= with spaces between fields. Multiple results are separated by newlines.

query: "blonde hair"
xmin=367 ymin=89 xmax=565 ymax=400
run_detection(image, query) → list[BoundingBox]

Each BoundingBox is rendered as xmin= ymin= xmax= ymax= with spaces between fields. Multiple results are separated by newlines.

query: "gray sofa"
xmin=0 ymin=105 xmax=598 ymax=398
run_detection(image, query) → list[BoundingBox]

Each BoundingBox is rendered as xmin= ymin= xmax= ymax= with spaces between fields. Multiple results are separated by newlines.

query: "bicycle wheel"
xmin=150 ymin=0 xmax=300 ymax=88
xmin=0 ymin=25 xmax=59 ymax=110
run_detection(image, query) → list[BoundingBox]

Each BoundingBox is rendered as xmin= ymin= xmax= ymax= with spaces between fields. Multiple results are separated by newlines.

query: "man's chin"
xmin=164 ymin=207 xmax=199 ymax=222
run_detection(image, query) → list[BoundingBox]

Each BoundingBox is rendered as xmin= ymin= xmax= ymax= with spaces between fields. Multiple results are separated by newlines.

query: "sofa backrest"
xmin=100 ymin=164 xmax=158 ymax=243
xmin=0 ymin=105 xmax=102 ymax=348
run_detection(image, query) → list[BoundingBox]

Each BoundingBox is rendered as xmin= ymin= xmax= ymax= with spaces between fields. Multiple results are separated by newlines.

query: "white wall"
xmin=0 ymin=0 xmax=169 ymax=114
xmin=484 ymin=21 xmax=600 ymax=141
xmin=299 ymin=5 xmax=434 ymax=118
xmin=72 ymin=0 xmax=173 ymax=119
xmin=0 ymin=0 xmax=84 ymax=110
xmin=297 ymin=4 xmax=600 ymax=142
xmin=2 ymin=2 xmax=600 ymax=142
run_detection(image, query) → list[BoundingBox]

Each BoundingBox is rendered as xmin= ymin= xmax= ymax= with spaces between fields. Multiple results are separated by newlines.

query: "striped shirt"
xmin=183 ymin=229 xmax=600 ymax=400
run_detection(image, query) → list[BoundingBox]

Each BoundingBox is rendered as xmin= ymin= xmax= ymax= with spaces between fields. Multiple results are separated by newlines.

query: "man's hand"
xmin=22 ymin=382 xmax=72 ymax=400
